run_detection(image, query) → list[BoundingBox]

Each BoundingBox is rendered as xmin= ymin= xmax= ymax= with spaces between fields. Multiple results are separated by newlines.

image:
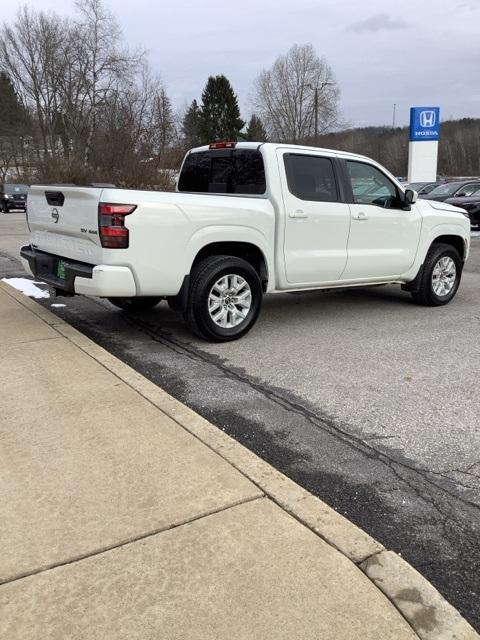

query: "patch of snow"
xmin=51 ymin=303 xmax=66 ymax=308
xmin=2 ymin=277 xmax=50 ymax=299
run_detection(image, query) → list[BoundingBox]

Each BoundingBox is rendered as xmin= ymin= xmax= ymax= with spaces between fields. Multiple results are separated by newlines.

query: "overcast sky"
xmin=3 ymin=0 xmax=480 ymax=128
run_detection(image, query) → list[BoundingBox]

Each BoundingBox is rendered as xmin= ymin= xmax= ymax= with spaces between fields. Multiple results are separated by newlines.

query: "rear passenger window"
xmin=178 ymin=150 xmax=266 ymax=195
xmin=284 ymin=154 xmax=338 ymax=202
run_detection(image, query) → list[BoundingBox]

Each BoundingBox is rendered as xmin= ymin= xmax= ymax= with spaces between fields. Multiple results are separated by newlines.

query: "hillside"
xmin=315 ymin=118 xmax=480 ymax=177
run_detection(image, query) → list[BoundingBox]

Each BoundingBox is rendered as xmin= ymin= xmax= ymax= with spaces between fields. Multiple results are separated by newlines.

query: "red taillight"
xmin=100 ymin=204 xmax=136 ymax=215
xmin=99 ymin=203 xmax=136 ymax=249
xmin=209 ymin=141 xmax=236 ymax=149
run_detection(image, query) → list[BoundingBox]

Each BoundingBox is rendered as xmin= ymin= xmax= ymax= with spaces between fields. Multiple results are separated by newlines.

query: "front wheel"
xmin=185 ymin=255 xmax=263 ymax=342
xmin=108 ymin=296 xmax=161 ymax=311
xmin=411 ymin=243 xmax=462 ymax=306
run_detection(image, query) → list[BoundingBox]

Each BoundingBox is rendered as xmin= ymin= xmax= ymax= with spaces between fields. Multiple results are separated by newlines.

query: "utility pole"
xmin=307 ymin=82 xmax=333 ymax=146
xmin=392 ymin=103 xmax=396 ymax=129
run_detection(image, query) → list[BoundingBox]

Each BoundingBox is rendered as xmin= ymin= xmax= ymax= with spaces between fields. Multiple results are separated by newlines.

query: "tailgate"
xmin=27 ymin=186 xmax=104 ymax=264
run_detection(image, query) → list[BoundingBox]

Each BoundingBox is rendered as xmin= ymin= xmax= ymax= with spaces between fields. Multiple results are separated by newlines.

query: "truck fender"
xmin=185 ymin=225 xmax=273 ymax=281
xmin=167 ymin=226 xmax=273 ymax=313
xmin=402 ymin=222 xmax=469 ymax=283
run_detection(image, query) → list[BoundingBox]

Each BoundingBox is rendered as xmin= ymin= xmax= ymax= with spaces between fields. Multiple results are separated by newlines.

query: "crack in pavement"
xmin=423 ymin=461 xmax=480 ymax=493
xmin=110 ymin=307 xmax=480 ymax=515
xmin=51 ymin=296 xmax=480 ymax=529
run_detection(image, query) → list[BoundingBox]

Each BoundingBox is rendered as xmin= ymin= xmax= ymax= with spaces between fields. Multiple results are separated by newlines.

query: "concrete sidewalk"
xmin=0 ymin=281 xmax=476 ymax=639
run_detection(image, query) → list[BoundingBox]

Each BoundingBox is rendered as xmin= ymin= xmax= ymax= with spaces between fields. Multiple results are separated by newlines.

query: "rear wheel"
xmin=185 ymin=255 xmax=263 ymax=342
xmin=108 ymin=296 xmax=161 ymax=311
xmin=411 ymin=243 xmax=462 ymax=306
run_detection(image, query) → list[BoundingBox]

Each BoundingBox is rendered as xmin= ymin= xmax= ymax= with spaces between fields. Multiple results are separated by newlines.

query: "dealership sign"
xmin=409 ymin=107 xmax=440 ymax=141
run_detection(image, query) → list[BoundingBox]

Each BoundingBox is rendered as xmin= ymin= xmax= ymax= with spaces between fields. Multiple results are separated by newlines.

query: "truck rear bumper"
xmin=75 ymin=266 xmax=136 ymax=296
xmin=20 ymin=245 xmax=137 ymax=297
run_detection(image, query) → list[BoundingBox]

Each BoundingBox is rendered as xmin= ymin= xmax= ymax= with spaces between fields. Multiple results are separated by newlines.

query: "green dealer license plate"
xmin=56 ymin=260 xmax=66 ymax=280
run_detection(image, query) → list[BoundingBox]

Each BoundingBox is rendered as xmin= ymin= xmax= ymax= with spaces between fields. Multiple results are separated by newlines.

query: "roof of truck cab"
xmin=189 ymin=142 xmax=372 ymax=163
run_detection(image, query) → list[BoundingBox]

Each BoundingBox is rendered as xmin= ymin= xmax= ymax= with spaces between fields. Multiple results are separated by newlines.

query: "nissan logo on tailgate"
xmin=51 ymin=208 xmax=59 ymax=223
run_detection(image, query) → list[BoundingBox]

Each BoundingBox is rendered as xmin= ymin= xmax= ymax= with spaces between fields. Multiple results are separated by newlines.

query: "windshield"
xmin=428 ymin=183 xmax=464 ymax=196
xmin=4 ymin=184 xmax=28 ymax=193
xmin=406 ymin=183 xmax=426 ymax=190
xmin=420 ymin=183 xmax=439 ymax=194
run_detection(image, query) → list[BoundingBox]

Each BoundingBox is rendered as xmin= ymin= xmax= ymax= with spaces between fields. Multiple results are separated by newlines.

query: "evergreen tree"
xmin=182 ymin=99 xmax=201 ymax=147
xmin=154 ymin=88 xmax=176 ymax=155
xmin=198 ymin=75 xmax=244 ymax=143
xmin=245 ymin=114 xmax=267 ymax=141
xmin=0 ymin=72 xmax=28 ymax=135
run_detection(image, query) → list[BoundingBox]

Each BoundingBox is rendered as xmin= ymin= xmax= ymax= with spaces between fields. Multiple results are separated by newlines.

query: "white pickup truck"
xmin=22 ymin=142 xmax=470 ymax=342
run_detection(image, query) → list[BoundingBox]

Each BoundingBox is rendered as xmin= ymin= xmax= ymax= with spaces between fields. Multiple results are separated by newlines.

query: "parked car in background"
xmin=445 ymin=187 xmax=480 ymax=228
xmin=405 ymin=181 xmax=444 ymax=196
xmin=421 ymin=180 xmax=480 ymax=201
xmin=0 ymin=183 xmax=28 ymax=212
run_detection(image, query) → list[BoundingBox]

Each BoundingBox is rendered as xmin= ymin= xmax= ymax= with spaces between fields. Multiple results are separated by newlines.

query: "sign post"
xmin=407 ymin=107 xmax=440 ymax=182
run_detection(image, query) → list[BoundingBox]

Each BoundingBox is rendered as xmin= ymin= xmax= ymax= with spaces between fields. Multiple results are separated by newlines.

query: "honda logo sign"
xmin=419 ymin=110 xmax=436 ymax=128
xmin=410 ymin=107 xmax=440 ymax=141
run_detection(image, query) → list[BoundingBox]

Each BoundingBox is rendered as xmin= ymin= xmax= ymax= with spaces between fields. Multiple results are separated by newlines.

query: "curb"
xmin=1 ymin=280 xmax=478 ymax=640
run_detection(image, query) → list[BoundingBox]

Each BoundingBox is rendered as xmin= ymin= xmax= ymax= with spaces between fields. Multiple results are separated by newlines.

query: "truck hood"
xmin=420 ymin=199 xmax=467 ymax=216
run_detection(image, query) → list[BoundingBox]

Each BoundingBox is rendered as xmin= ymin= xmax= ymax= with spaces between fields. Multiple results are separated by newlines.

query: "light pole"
xmin=306 ymin=82 xmax=333 ymax=146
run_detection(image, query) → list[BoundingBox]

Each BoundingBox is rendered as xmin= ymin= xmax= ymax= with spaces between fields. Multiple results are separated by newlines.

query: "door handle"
xmin=353 ymin=211 xmax=368 ymax=221
xmin=290 ymin=209 xmax=308 ymax=219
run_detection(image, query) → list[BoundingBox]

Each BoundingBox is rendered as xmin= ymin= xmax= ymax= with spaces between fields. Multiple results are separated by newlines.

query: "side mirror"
xmin=456 ymin=192 xmax=467 ymax=198
xmin=403 ymin=188 xmax=417 ymax=210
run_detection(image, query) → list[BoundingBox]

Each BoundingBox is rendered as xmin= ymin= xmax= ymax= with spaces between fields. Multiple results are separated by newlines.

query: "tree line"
xmin=0 ymin=1 xmax=178 ymax=187
xmin=0 ymin=0 xmax=478 ymax=187
xmin=316 ymin=119 xmax=480 ymax=178
xmin=0 ymin=0 xmax=341 ymax=187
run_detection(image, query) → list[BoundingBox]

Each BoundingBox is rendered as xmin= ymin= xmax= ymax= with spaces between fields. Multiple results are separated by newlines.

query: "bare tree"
xmin=0 ymin=7 xmax=70 ymax=160
xmin=0 ymin=141 xmax=15 ymax=182
xmin=0 ymin=72 xmax=29 ymax=180
xmin=73 ymin=0 xmax=141 ymax=165
xmin=55 ymin=64 xmax=178 ymax=187
xmin=0 ymin=1 xmax=144 ymax=171
xmin=252 ymin=43 xmax=339 ymax=144
xmin=0 ymin=2 xmax=180 ymax=188
xmin=141 ymin=81 xmax=177 ymax=160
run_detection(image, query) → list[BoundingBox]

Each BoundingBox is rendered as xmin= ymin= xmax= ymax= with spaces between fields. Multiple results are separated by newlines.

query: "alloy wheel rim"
xmin=208 ymin=274 xmax=252 ymax=328
xmin=432 ymin=256 xmax=456 ymax=297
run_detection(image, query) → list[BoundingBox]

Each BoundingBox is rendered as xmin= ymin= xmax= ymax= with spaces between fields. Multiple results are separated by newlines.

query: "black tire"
xmin=108 ymin=296 xmax=161 ymax=311
xmin=411 ymin=243 xmax=462 ymax=306
xmin=185 ymin=255 xmax=263 ymax=342
xmin=0 ymin=201 xmax=5 ymax=213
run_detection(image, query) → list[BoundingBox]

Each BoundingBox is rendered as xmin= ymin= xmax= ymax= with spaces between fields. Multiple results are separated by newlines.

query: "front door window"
xmin=346 ymin=161 xmax=402 ymax=209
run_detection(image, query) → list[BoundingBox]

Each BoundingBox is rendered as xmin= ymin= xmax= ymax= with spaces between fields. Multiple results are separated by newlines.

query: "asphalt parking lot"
xmin=1 ymin=211 xmax=479 ymax=629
